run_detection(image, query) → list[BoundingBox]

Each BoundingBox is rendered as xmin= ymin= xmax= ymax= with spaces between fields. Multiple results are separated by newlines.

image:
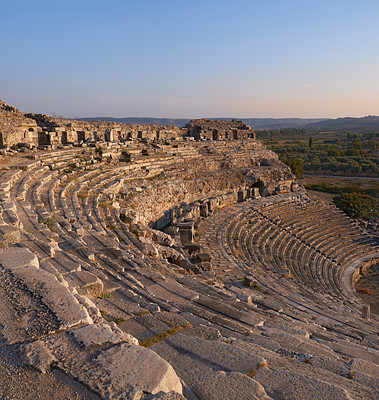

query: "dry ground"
xmin=355 ymin=264 xmax=379 ymax=317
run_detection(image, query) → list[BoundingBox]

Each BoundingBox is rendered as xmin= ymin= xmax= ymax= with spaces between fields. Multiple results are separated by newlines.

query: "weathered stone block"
xmin=19 ymin=340 xmax=57 ymax=373
xmin=65 ymin=270 xmax=104 ymax=297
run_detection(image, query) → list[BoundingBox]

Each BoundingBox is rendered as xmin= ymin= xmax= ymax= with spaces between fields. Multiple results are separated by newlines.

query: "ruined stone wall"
xmin=185 ymin=119 xmax=255 ymax=140
xmin=0 ymin=101 xmax=40 ymax=147
xmin=121 ymin=141 xmax=298 ymax=226
xmin=1 ymin=100 xmax=263 ymax=148
xmin=1 ymin=101 xmax=185 ymax=147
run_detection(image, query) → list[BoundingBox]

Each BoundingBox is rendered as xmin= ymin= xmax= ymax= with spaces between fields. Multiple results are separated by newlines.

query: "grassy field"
xmin=301 ymin=175 xmax=378 ymax=202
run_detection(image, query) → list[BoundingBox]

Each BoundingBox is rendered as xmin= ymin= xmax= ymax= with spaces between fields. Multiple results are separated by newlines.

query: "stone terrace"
xmin=0 ymin=137 xmax=378 ymax=400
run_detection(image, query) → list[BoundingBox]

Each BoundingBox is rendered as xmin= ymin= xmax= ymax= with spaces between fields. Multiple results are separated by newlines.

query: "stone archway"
xmin=251 ymin=180 xmax=265 ymax=196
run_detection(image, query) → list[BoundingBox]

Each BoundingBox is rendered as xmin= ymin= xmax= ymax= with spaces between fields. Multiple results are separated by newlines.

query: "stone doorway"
xmin=77 ymin=131 xmax=85 ymax=141
xmin=251 ymin=180 xmax=265 ymax=196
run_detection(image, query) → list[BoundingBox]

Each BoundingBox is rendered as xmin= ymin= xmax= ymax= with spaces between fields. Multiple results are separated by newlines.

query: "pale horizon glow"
xmin=2 ymin=0 xmax=379 ymax=119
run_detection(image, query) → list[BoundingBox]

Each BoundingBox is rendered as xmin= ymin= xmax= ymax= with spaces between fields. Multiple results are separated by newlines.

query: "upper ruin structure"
xmin=0 ymin=101 xmax=255 ymax=148
xmin=185 ymin=118 xmax=256 ymax=140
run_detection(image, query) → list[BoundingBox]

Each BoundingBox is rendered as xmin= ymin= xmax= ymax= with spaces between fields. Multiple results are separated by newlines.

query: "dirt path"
xmin=0 ymin=344 xmax=100 ymax=400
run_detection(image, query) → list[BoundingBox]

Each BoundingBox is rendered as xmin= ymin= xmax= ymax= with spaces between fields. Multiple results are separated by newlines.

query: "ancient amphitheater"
xmin=0 ymin=100 xmax=378 ymax=400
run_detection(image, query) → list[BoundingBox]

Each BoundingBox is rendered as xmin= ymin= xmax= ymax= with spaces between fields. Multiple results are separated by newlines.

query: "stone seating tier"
xmin=0 ymin=144 xmax=378 ymax=400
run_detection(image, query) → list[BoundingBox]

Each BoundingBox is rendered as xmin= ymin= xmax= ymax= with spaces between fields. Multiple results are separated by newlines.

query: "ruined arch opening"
xmin=251 ymin=180 xmax=265 ymax=196
xmin=77 ymin=131 xmax=86 ymax=142
xmin=62 ymin=132 xmax=68 ymax=144
xmin=0 ymin=132 xmax=3 ymax=148
xmin=38 ymin=131 xmax=48 ymax=145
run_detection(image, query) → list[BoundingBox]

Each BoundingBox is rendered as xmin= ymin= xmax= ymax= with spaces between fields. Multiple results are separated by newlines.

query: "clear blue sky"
xmin=2 ymin=0 xmax=379 ymax=118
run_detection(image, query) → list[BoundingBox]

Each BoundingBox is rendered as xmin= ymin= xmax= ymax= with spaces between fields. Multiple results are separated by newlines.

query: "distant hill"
xmin=240 ymin=118 xmax=327 ymax=129
xmin=80 ymin=117 xmax=191 ymax=127
xmin=79 ymin=117 xmax=327 ymax=129
xmin=304 ymin=116 xmax=379 ymax=131
xmin=79 ymin=115 xmax=379 ymax=131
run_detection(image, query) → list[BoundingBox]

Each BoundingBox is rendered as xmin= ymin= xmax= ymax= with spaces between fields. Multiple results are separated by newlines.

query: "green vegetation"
xmin=77 ymin=190 xmax=88 ymax=198
xmin=282 ymin=157 xmax=304 ymax=178
xmin=308 ymin=136 xmax=313 ymax=150
xmin=139 ymin=323 xmax=192 ymax=347
xmin=137 ymin=310 xmax=150 ymax=317
xmin=116 ymin=234 xmax=125 ymax=243
xmin=146 ymin=172 xmax=163 ymax=181
xmin=99 ymin=201 xmax=111 ymax=208
xmin=256 ymin=129 xmax=379 ymax=176
xmin=39 ymin=218 xmax=56 ymax=230
xmin=98 ymin=292 xmax=116 ymax=299
xmin=305 ymin=181 xmax=378 ymax=197
xmin=243 ymin=278 xmax=270 ymax=295
xmin=333 ymin=193 xmax=378 ymax=219
xmin=246 ymin=361 xmax=268 ymax=378
xmin=113 ymin=317 xmax=126 ymax=325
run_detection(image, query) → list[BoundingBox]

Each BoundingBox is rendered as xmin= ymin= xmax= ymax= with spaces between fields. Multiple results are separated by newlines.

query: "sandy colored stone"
xmin=70 ymin=322 xmax=138 ymax=349
xmin=13 ymin=265 xmax=92 ymax=329
xmin=65 ymin=270 xmax=104 ymax=297
xmin=90 ymin=344 xmax=182 ymax=399
xmin=254 ymin=367 xmax=353 ymax=400
xmin=350 ymin=358 xmax=379 ymax=378
xmin=144 ymin=391 xmax=187 ymax=400
xmin=0 ymin=246 xmax=39 ymax=270
xmin=0 ymin=224 xmax=21 ymax=243
xmin=18 ymin=340 xmax=57 ymax=373
xmin=192 ymin=371 xmax=272 ymax=400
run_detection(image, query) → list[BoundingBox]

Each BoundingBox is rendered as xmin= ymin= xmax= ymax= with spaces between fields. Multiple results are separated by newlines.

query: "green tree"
xmin=284 ymin=158 xmax=304 ymax=178
xmin=308 ymin=136 xmax=313 ymax=150
xmin=367 ymin=140 xmax=378 ymax=152
xmin=347 ymin=132 xmax=358 ymax=141
xmin=352 ymin=138 xmax=363 ymax=150
xmin=333 ymin=193 xmax=378 ymax=218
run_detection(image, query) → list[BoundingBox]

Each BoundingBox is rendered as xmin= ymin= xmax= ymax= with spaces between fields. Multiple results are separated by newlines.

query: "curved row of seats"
xmin=1 ymin=146 xmax=379 ymax=399
xmin=213 ymin=195 xmax=378 ymax=307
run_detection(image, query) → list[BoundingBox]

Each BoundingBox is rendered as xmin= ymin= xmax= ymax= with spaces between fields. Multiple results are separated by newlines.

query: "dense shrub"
xmin=333 ymin=193 xmax=378 ymax=218
xmin=283 ymin=158 xmax=304 ymax=178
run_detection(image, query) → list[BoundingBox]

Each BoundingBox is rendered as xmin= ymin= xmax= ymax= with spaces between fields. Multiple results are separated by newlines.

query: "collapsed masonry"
xmin=185 ymin=119 xmax=255 ymax=140
xmin=0 ymin=100 xmax=255 ymax=148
